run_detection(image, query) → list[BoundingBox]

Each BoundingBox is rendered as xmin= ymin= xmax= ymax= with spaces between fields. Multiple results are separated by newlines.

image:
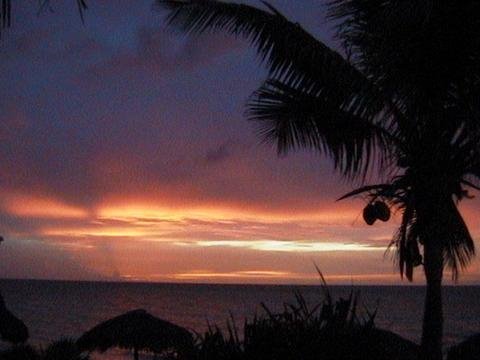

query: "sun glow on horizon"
xmin=113 ymin=270 xmax=406 ymax=285
xmin=182 ymin=240 xmax=386 ymax=253
xmin=7 ymin=195 xmax=477 ymax=285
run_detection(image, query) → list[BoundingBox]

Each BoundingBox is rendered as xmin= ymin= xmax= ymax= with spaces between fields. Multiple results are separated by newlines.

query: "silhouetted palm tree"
xmin=159 ymin=1 xmax=480 ymax=358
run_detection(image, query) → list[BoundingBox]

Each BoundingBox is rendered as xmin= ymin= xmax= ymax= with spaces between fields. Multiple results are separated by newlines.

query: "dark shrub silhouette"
xmin=193 ymin=283 xmax=418 ymax=360
xmin=0 ymin=345 xmax=39 ymax=360
xmin=447 ymin=333 xmax=480 ymax=360
xmin=42 ymin=339 xmax=89 ymax=360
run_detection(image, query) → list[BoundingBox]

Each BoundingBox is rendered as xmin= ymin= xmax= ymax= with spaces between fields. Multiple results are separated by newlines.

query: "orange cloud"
xmin=1 ymin=194 xmax=478 ymax=285
xmin=2 ymin=193 xmax=88 ymax=219
xmin=41 ymin=226 xmax=149 ymax=238
xmin=96 ymin=202 xmax=362 ymax=224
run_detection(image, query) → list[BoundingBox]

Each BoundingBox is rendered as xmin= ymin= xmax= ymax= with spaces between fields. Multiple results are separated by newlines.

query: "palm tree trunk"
xmin=421 ymin=236 xmax=444 ymax=360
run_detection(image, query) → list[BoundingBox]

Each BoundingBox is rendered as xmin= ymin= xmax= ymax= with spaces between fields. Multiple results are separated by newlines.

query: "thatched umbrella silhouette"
xmin=77 ymin=309 xmax=193 ymax=360
xmin=0 ymin=292 xmax=29 ymax=344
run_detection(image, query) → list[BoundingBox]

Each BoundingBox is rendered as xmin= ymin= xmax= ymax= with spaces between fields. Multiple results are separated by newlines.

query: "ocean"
xmin=0 ymin=280 xmax=479 ymax=359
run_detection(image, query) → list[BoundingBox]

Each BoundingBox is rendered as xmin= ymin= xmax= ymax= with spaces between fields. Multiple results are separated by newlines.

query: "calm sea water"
xmin=0 ymin=280 xmax=479 ymax=359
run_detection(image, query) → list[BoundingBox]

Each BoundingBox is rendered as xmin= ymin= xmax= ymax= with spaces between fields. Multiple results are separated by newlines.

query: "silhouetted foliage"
xmin=159 ymin=1 xmax=480 ymax=358
xmin=0 ymin=345 xmax=39 ymax=360
xmin=42 ymin=339 xmax=88 ymax=360
xmin=447 ymin=333 xmax=480 ymax=360
xmin=0 ymin=339 xmax=89 ymax=360
xmin=192 ymin=284 xmax=418 ymax=360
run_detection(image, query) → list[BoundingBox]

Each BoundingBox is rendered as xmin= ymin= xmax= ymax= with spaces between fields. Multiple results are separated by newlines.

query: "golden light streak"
xmin=42 ymin=227 xmax=150 ymax=238
xmin=96 ymin=203 xmax=359 ymax=224
xmin=172 ymin=270 xmax=295 ymax=279
xmin=188 ymin=240 xmax=386 ymax=252
xmin=50 ymin=241 xmax=96 ymax=250
xmin=170 ymin=271 xmax=401 ymax=283
xmin=97 ymin=205 xmax=240 ymax=222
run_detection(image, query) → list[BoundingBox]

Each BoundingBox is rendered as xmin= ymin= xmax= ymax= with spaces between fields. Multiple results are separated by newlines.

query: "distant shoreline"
xmin=0 ymin=277 xmax=479 ymax=287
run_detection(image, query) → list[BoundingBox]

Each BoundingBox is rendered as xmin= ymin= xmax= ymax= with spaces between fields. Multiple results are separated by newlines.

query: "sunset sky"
xmin=1 ymin=0 xmax=479 ymax=285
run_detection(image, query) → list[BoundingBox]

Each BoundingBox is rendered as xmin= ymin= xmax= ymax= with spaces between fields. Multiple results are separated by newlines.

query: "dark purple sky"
xmin=0 ymin=0 xmax=478 ymax=284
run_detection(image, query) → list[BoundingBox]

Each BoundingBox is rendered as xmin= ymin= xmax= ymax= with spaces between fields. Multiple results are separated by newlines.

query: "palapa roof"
xmin=76 ymin=309 xmax=193 ymax=354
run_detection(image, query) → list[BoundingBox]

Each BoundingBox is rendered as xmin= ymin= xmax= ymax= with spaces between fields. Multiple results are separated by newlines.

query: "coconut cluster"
xmin=362 ymin=201 xmax=390 ymax=225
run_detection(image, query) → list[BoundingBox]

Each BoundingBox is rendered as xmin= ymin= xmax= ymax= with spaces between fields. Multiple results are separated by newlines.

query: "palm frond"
xmin=159 ymin=0 xmax=388 ymax=119
xmin=328 ymin=0 xmax=480 ymax=118
xmin=36 ymin=1 xmax=88 ymax=23
xmin=248 ymin=79 xmax=392 ymax=178
xmin=391 ymin=196 xmax=476 ymax=282
xmin=77 ymin=0 xmax=88 ymax=24
xmin=461 ymin=179 xmax=480 ymax=192
xmin=0 ymin=0 xmax=11 ymax=36
xmin=159 ymin=0 xmax=401 ymax=179
xmin=336 ymin=183 xmax=394 ymax=201
xmin=159 ymin=0 xmax=335 ymax=81
xmin=463 ymin=132 xmax=480 ymax=186
xmin=441 ymin=198 xmax=475 ymax=281
xmin=0 ymin=1 xmax=87 ymax=37
xmin=390 ymin=203 xmax=419 ymax=281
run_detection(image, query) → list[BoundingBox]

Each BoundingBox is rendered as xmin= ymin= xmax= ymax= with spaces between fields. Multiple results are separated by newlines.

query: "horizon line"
xmin=1 ymin=277 xmax=479 ymax=287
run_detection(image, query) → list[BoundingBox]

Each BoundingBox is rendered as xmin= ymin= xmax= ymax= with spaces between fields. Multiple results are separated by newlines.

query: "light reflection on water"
xmin=0 ymin=280 xmax=479 ymax=359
